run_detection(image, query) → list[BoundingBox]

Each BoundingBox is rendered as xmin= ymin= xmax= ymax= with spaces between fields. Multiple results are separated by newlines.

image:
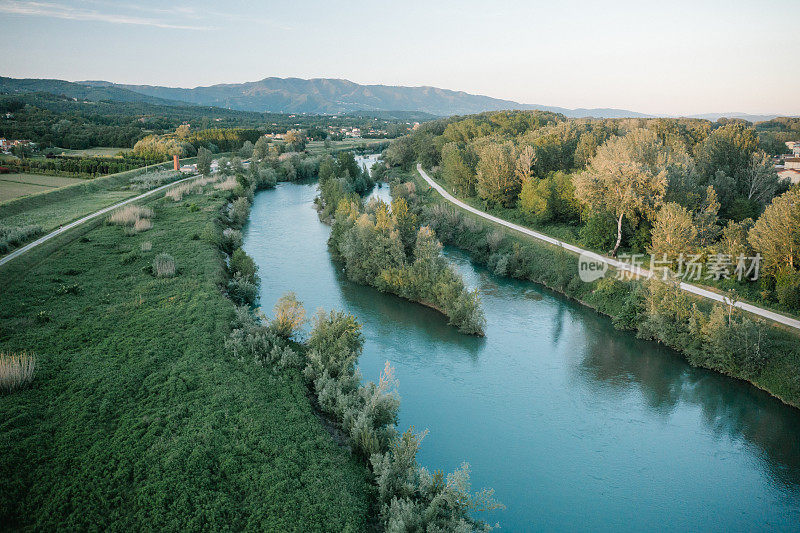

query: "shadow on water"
xmin=333 ymin=265 xmax=487 ymax=361
xmin=449 ymin=244 xmax=800 ymax=495
xmin=586 ymin=325 xmax=800 ymax=488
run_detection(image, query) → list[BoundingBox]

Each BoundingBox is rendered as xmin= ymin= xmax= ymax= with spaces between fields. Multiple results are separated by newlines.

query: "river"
xmin=243 ymin=182 xmax=800 ymax=532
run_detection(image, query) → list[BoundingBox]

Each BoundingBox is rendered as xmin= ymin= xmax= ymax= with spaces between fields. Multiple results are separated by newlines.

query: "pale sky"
xmin=1 ymin=0 xmax=798 ymax=116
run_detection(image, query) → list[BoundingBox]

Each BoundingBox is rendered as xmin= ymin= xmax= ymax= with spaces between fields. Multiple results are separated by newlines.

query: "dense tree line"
xmin=6 ymin=153 xmax=165 ymax=177
xmin=0 ymin=92 xmax=417 ymax=150
xmin=382 ymin=175 xmax=800 ymax=406
xmin=388 ymin=111 xmax=800 ymax=314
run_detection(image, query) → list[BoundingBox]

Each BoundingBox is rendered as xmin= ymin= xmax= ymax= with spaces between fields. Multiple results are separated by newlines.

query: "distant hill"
xmin=3 ymin=76 xmax=794 ymax=121
xmin=79 ymin=77 xmax=653 ymax=118
xmin=0 ymin=76 xmax=185 ymax=107
xmin=685 ymin=112 xmax=791 ymax=123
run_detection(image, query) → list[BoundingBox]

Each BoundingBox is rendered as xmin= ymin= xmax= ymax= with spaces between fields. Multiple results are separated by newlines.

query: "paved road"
xmin=0 ymin=173 xmax=201 ymax=268
xmin=417 ymin=164 xmax=800 ymax=331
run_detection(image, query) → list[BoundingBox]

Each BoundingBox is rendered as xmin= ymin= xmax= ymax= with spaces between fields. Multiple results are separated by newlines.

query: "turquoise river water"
xmin=243 ymin=181 xmax=800 ymax=532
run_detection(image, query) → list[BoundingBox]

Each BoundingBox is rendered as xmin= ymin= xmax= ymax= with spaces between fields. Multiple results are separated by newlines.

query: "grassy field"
xmin=0 ymin=158 xmax=211 ymax=256
xmin=51 ymin=146 xmax=131 ymax=157
xmin=0 ymin=173 xmax=86 ymax=202
xmin=306 ymin=138 xmax=387 ymax=154
xmin=0 ymin=181 xmax=371 ymax=529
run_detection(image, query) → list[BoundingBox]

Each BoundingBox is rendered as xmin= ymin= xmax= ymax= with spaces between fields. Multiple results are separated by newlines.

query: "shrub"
xmin=0 ymin=225 xmax=43 ymax=253
xmin=0 ymin=352 xmax=36 ymax=393
xmin=221 ymin=228 xmax=243 ymax=254
xmin=228 ymin=197 xmax=251 ymax=228
xmin=215 ymin=176 xmax=238 ymax=191
xmin=227 ymin=275 xmax=258 ymax=306
xmin=55 ymin=283 xmax=80 ymax=295
xmin=775 ymin=272 xmax=800 ymax=313
xmin=152 ymin=253 xmax=176 ymax=278
xmin=140 ymin=241 xmax=152 ymax=252
xmin=229 ymin=248 xmax=258 ymax=284
xmin=108 ymin=205 xmax=153 ymax=226
xmin=271 ymin=292 xmax=306 ymax=338
xmin=133 ymin=218 xmax=152 ymax=233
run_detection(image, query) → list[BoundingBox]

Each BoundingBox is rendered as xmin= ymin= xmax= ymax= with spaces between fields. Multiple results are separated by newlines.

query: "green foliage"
xmin=229 ymin=248 xmax=258 ymax=284
xmin=579 ymin=211 xmax=617 ymax=251
xmin=0 ymin=187 xmax=371 ymax=530
xmin=0 ymin=224 xmax=43 ymax=254
xmin=196 ymin=146 xmax=213 ymax=176
xmin=325 ymin=194 xmax=486 ymax=335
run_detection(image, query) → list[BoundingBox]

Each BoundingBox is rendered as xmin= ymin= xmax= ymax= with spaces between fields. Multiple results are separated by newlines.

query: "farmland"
xmin=0 ymin=173 xmax=86 ymax=202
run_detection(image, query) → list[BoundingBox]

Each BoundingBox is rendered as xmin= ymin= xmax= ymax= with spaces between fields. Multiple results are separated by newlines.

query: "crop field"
xmin=0 ymin=182 xmax=370 ymax=530
xmin=52 ymin=146 xmax=131 ymax=157
xmin=0 ymin=173 xmax=86 ymax=202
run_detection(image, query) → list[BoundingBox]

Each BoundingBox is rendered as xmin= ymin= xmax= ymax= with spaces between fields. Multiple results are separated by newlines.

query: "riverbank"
xmin=0 ymin=177 xmax=371 ymax=529
xmin=400 ymin=167 xmax=800 ymax=408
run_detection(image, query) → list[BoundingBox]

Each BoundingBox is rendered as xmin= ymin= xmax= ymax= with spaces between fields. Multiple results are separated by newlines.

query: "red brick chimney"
xmin=173 ymin=154 xmax=179 ymax=171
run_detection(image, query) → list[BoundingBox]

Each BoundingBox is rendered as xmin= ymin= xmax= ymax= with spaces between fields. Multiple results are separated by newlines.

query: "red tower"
xmin=173 ymin=154 xmax=179 ymax=171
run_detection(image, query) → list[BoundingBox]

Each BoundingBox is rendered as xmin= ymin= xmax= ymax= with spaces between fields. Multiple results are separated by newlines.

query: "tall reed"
xmin=0 ymin=352 xmax=36 ymax=393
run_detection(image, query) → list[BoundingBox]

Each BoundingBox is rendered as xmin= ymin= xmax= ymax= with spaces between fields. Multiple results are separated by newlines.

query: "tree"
xmin=573 ymin=129 xmax=674 ymax=256
xmin=440 ymin=142 xmax=476 ymax=196
xmin=744 ymin=151 xmax=780 ymax=205
xmin=476 ymin=141 xmax=519 ymax=207
xmin=284 ymin=129 xmax=306 ymax=151
xmin=749 ymin=187 xmax=800 ymax=275
xmin=391 ymin=197 xmax=418 ymax=257
xmin=271 ymin=292 xmax=306 ymax=338
xmin=252 ymin=136 xmax=269 ymax=161
xmin=196 ymin=147 xmax=213 ymax=176
xmin=175 ymin=124 xmax=190 ymax=139
xmin=650 ymin=203 xmax=698 ymax=263
xmin=695 ymin=122 xmax=758 ymax=182
xmin=239 ymin=140 xmax=254 ymax=159
xmin=383 ymin=136 xmax=415 ymax=169
xmin=515 ymin=145 xmax=537 ymax=184
xmin=693 ymin=186 xmax=721 ymax=246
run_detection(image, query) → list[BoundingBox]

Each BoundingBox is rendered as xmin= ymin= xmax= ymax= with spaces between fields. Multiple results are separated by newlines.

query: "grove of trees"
xmin=386 ymin=110 xmax=800 ymax=314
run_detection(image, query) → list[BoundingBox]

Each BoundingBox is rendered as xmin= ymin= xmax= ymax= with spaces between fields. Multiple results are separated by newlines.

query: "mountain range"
xmin=0 ymin=76 xmax=791 ymax=121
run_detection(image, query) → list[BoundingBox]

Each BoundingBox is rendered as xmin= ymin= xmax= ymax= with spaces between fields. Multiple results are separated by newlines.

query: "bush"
xmin=271 ymin=292 xmax=306 ymax=338
xmin=229 ymin=248 xmax=258 ymax=284
xmin=227 ymin=197 xmax=251 ymax=228
xmin=775 ymin=272 xmax=800 ymax=313
xmin=108 ymin=205 xmax=153 ymax=226
xmin=220 ymin=228 xmax=243 ymax=254
xmin=0 ymin=352 xmax=35 ymax=393
xmin=140 ymin=241 xmax=152 ymax=252
xmin=227 ymin=275 xmax=258 ymax=306
xmin=152 ymin=253 xmax=176 ymax=278
xmin=579 ymin=211 xmax=617 ymax=251
xmin=132 ymin=218 xmax=152 ymax=233
xmin=0 ymin=225 xmax=43 ymax=253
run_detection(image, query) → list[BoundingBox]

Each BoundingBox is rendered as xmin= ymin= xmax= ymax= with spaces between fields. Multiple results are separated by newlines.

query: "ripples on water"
xmin=244 ymin=182 xmax=800 ymax=532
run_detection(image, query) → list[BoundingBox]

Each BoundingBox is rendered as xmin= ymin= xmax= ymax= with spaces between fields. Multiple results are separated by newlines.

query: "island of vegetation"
xmin=315 ymin=151 xmax=486 ymax=335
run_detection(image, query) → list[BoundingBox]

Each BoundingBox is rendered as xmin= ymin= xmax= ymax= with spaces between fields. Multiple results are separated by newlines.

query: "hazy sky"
xmin=1 ymin=0 xmax=798 ymax=116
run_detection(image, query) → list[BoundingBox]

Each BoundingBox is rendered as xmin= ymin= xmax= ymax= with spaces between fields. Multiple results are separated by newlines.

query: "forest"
xmin=383 ymin=111 xmax=800 ymax=315
xmin=0 ymin=91 xmax=420 ymax=150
